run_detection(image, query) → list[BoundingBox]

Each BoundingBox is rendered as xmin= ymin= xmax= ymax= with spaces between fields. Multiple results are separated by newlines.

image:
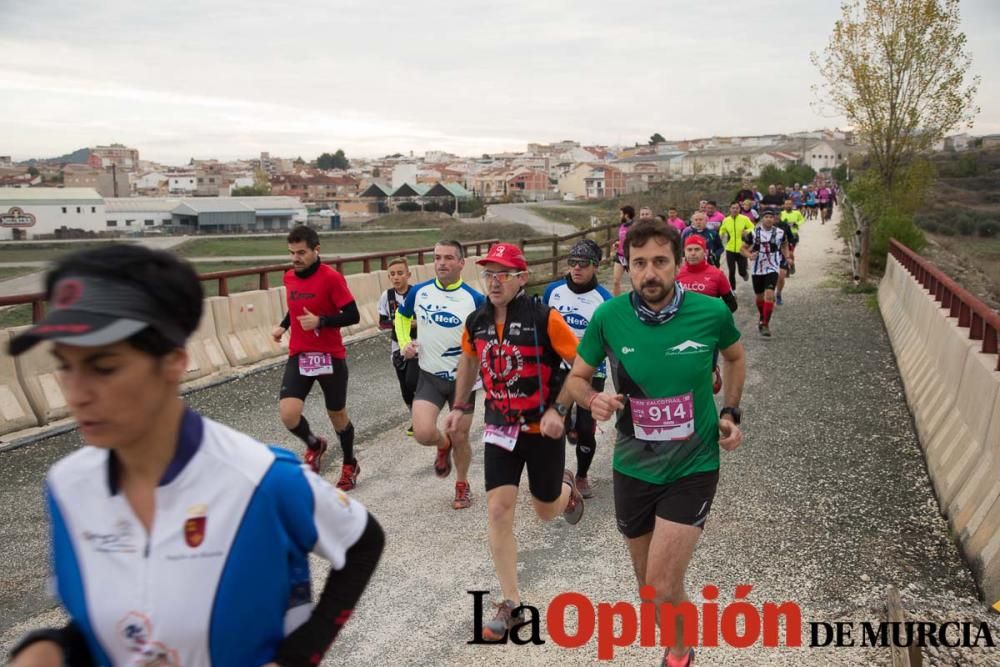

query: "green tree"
xmin=27 ymin=166 xmax=39 ymax=177
xmin=317 ymin=150 xmax=350 ymax=170
xmin=758 ymin=164 xmax=785 ymax=187
xmin=649 ymin=132 xmax=666 ymax=145
xmin=232 ymin=184 xmax=271 ymax=196
xmin=812 ymin=0 xmax=979 ymax=280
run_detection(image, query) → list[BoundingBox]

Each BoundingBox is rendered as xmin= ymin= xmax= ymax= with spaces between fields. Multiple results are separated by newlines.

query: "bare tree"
xmin=812 ymin=0 xmax=979 ymax=278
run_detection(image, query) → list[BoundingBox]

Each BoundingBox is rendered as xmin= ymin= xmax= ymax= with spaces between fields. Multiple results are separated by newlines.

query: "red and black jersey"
xmin=284 ymin=262 xmax=355 ymax=358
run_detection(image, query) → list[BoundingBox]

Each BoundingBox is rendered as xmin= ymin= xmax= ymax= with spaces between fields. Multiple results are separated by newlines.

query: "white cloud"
xmin=1 ymin=0 xmax=996 ymax=163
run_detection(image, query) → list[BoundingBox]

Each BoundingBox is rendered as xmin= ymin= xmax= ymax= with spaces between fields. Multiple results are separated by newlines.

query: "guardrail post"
xmin=417 ymin=252 xmax=425 ymax=265
xmin=32 ymin=300 xmax=44 ymax=323
xmin=551 ymin=236 xmax=558 ymax=281
xmin=380 ymin=256 xmax=388 ymax=270
xmin=363 ymin=258 xmax=371 ymax=273
xmin=219 ymin=277 xmax=229 ymax=297
xmin=259 ymin=272 xmax=269 ymax=290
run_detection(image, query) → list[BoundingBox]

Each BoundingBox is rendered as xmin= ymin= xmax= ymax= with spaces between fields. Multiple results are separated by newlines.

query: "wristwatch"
xmin=553 ymin=403 xmax=570 ymax=417
xmin=719 ymin=407 xmax=742 ymax=424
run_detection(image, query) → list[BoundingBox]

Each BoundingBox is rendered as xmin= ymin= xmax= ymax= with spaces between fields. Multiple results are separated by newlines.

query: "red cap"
xmin=477 ymin=243 xmax=528 ymax=271
xmin=684 ymin=234 xmax=707 ymax=249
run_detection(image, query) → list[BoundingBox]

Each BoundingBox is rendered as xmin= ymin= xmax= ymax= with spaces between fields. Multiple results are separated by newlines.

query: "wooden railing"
xmin=519 ymin=222 xmax=618 ymax=288
xmin=890 ymin=239 xmax=1000 ymax=370
xmin=0 ymin=238 xmax=499 ymax=322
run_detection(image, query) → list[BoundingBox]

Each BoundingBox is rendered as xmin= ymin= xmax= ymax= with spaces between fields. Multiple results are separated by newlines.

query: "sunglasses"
xmin=567 ymin=259 xmax=595 ymax=268
xmin=481 ymin=270 xmax=525 ymax=283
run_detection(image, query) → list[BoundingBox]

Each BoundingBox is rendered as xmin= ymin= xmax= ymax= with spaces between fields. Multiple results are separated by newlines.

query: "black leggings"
xmin=393 ymin=356 xmax=419 ymax=408
xmin=725 ymin=251 xmax=747 ymax=289
xmin=567 ymin=377 xmax=606 ymax=477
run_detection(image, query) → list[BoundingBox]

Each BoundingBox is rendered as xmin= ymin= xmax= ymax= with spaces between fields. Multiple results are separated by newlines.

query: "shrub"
xmin=871 ymin=208 xmax=926 ymax=265
xmin=978 ymin=220 xmax=1000 ymax=238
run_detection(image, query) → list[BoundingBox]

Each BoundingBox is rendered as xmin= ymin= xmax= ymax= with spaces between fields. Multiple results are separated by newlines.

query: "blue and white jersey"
xmin=397 ymin=278 xmax=484 ymax=381
xmin=543 ymin=278 xmax=612 ymax=378
xmin=45 ymin=409 xmax=368 ymax=667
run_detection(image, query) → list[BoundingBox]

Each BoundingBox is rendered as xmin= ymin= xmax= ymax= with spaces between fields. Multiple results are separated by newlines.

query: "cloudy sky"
xmin=2 ymin=0 xmax=998 ymax=165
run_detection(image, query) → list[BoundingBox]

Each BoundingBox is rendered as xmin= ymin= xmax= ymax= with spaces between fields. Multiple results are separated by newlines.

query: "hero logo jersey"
xmin=45 ymin=409 xmax=368 ymax=666
xmin=543 ymin=278 xmax=612 ymax=377
xmin=397 ymin=279 xmax=484 ymax=381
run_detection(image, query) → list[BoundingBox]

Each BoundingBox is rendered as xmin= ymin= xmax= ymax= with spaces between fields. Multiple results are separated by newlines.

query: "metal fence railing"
xmin=890 ymin=239 xmax=1000 ymax=370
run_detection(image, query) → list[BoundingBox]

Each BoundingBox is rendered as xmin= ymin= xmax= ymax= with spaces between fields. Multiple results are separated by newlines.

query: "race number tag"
xmin=629 ymin=393 xmax=695 ymax=441
xmin=298 ymin=352 xmax=334 ymax=377
xmin=483 ymin=423 xmax=520 ymax=452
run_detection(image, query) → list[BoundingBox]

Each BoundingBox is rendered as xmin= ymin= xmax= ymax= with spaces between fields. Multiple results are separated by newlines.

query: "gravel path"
xmin=1 ymin=213 xmax=997 ymax=665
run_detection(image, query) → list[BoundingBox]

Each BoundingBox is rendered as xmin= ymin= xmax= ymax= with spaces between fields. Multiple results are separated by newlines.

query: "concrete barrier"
xmin=413 ymin=263 xmax=436 ymax=284
xmin=878 ymin=253 xmax=1000 ymax=603
xmin=11 ymin=326 xmax=69 ymax=424
xmin=268 ymin=287 xmax=289 ymax=352
xmin=183 ymin=304 xmax=230 ymax=383
xmin=0 ymin=330 xmax=40 ymax=434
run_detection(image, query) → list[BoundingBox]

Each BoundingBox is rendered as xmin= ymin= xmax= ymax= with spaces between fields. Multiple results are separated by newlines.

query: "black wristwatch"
xmin=553 ymin=403 xmax=570 ymax=417
xmin=720 ymin=407 xmax=742 ymax=424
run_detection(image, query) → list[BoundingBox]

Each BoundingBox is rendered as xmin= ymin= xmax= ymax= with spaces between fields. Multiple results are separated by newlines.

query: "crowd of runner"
xmin=9 ymin=181 xmax=835 ymax=666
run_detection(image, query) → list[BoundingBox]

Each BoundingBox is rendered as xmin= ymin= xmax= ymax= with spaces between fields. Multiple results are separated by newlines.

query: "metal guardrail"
xmin=0 ymin=238 xmax=499 ymax=323
xmin=890 ymin=239 xmax=1000 ymax=370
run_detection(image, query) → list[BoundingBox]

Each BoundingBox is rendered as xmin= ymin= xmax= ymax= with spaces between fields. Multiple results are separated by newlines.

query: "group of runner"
xmin=14 ymin=195 xmax=845 ymax=663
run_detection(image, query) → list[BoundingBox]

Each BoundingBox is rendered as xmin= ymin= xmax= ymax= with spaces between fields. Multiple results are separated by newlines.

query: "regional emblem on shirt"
xmin=184 ymin=504 xmax=208 ymax=548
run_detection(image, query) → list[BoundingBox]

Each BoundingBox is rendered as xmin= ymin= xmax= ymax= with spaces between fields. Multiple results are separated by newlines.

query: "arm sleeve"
xmin=394 ymin=285 xmax=417 ymax=347
xmin=722 ymin=291 xmax=738 ymax=313
xmin=274 ymin=515 xmax=385 ymax=667
xmin=280 ymin=313 xmax=290 ymax=330
xmin=318 ymin=301 xmax=360 ymax=329
xmin=546 ymin=309 xmax=579 ymax=364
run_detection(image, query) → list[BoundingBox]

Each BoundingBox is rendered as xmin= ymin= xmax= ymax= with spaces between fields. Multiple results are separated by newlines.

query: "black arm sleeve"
xmin=274 ymin=514 xmax=385 ymax=667
xmin=318 ymin=301 xmax=361 ymax=330
xmin=722 ymin=292 xmax=738 ymax=313
xmin=9 ymin=621 xmax=95 ymax=667
xmin=280 ymin=313 xmax=290 ymax=330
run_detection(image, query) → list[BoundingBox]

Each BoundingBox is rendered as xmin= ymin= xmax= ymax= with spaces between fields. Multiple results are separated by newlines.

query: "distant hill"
xmin=20 ymin=148 xmax=91 ymax=167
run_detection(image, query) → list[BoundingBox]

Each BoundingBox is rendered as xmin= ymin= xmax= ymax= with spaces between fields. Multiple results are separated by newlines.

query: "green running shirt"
xmin=577 ymin=291 xmax=741 ymax=484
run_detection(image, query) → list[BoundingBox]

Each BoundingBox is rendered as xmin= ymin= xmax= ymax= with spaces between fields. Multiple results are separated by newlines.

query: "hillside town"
xmin=0 ymin=129 xmax=989 ymax=240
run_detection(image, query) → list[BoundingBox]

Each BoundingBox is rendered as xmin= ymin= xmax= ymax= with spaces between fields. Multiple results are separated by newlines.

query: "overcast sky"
xmin=2 ymin=0 xmax=998 ymax=165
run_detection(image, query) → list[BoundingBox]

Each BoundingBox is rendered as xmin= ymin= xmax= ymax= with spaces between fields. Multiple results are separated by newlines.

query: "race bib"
xmin=483 ymin=423 xmax=520 ymax=451
xmin=629 ymin=393 xmax=695 ymax=441
xmin=298 ymin=352 xmax=333 ymax=377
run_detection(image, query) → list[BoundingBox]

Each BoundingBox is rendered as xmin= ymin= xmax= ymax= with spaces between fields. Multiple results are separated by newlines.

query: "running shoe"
xmin=482 ymin=600 xmax=524 ymax=641
xmin=712 ymin=366 xmax=723 ymax=395
xmin=761 ymin=324 xmax=772 ymax=338
xmin=405 ymin=424 xmax=414 ymax=437
xmin=575 ymin=475 xmax=594 ymax=499
xmin=434 ymin=435 xmax=452 ymax=478
xmin=663 ymin=648 xmax=695 ymax=666
xmin=562 ymin=469 xmax=584 ymax=525
xmin=303 ymin=437 xmax=328 ymax=474
xmin=452 ymin=481 xmax=471 ymax=509
xmin=776 ymin=293 xmax=783 ymax=306
xmin=336 ymin=461 xmax=360 ymax=491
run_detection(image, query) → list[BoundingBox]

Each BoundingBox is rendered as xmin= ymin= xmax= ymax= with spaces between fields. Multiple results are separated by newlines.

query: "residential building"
xmin=506 ymin=168 xmax=550 ymax=199
xmin=168 ymin=172 xmax=197 ymax=194
xmin=63 ymin=164 xmax=128 ymax=198
xmin=88 ymin=144 xmax=139 ymax=170
xmin=558 ymin=163 xmax=625 ymax=200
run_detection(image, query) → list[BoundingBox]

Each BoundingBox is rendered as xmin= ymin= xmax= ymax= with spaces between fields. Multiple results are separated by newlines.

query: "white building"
xmin=104 ymin=198 xmax=177 ymax=231
xmin=390 ymin=163 xmax=418 ymax=188
xmin=0 ymin=188 xmax=105 ymax=240
xmin=168 ymin=173 xmax=197 ymax=194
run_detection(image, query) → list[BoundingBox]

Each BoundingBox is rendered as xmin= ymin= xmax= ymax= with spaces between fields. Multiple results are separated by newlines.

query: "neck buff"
xmin=564 ymin=272 xmax=599 ymax=294
xmin=630 ymin=282 xmax=685 ymax=325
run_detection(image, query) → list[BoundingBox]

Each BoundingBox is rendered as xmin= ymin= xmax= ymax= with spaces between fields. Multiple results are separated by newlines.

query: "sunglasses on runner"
xmin=567 ymin=259 xmax=595 ymax=268
xmin=481 ymin=270 xmax=525 ymax=283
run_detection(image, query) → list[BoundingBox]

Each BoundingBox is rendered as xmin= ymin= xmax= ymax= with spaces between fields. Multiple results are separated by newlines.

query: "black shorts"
xmin=752 ymin=273 xmax=779 ymax=294
xmin=485 ymin=431 xmax=565 ymax=502
xmin=613 ymin=469 xmax=719 ymax=538
xmin=414 ymin=369 xmax=475 ymax=414
xmin=280 ymin=355 xmax=349 ymax=411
